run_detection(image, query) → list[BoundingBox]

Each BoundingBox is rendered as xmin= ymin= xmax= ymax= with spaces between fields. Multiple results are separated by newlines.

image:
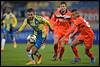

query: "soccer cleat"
xmin=13 ymin=42 xmax=17 ymax=48
xmin=52 ymin=55 xmax=57 ymax=61
xmin=90 ymin=58 xmax=95 ymax=64
xmin=26 ymin=60 xmax=36 ymax=65
xmin=71 ymin=58 xmax=80 ymax=63
xmin=37 ymin=55 xmax=42 ymax=64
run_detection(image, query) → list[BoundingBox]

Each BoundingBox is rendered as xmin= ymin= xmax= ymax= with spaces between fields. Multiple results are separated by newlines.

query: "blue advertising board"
xmin=1 ymin=29 xmax=99 ymax=44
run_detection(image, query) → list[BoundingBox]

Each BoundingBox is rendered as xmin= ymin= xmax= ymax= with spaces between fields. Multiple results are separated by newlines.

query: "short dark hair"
xmin=60 ymin=2 xmax=67 ymax=5
xmin=71 ymin=9 xmax=78 ymax=12
xmin=26 ymin=8 xmax=34 ymax=13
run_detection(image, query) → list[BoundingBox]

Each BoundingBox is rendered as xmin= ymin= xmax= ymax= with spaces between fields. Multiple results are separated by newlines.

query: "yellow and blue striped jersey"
xmin=18 ymin=15 xmax=51 ymax=38
xmin=2 ymin=12 xmax=17 ymax=30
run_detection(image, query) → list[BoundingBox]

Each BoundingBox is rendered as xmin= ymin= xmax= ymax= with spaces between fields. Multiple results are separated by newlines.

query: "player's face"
xmin=26 ymin=12 xmax=34 ymax=20
xmin=72 ymin=11 xmax=79 ymax=19
xmin=60 ymin=4 xmax=67 ymax=12
xmin=5 ymin=7 xmax=11 ymax=14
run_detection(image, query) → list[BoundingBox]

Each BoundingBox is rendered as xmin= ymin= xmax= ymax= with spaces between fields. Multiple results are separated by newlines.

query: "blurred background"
xmin=1 ymin=1 xmax=99 ymax=44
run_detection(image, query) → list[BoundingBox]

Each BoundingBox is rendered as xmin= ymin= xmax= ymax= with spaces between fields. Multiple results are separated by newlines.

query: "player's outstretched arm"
xmin=17 ymin=19 xmax=27 ymax=33
xmin=40 ymin=16 xmax=53 ymax=32
xmin=46 ymin=21 xmax=53 ymax=32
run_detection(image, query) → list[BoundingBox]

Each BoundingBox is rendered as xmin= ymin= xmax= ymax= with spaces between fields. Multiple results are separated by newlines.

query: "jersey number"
xmin=84 ymin=19 xmax=90 ymax=27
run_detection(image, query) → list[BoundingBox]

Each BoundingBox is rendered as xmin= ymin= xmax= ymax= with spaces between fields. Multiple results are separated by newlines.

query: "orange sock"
xmin=85 ymin=49 xmax=94 ymax=59
xmin=54 ymin=44 xmax=58 ymax=56
xmin=59 ymin=47 xmax=64 ymax=59
xmin=57 ymin=40 xmax=64 ymax=59
xmin=71 ymin=47 xmax=80 ymax=58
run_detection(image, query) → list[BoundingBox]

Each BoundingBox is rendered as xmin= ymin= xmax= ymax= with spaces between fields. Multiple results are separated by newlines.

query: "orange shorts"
xmin=53 ymin=26 xmax=71 ymax=45
xmin=54 ymin=27 xmax=69 ymax=38
xmin=74 ymin=34 xmax=94 ymax=49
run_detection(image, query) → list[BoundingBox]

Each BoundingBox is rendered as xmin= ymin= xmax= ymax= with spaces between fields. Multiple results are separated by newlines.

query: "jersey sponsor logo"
xmin=35 ymin=18 xmax=39 ymax=26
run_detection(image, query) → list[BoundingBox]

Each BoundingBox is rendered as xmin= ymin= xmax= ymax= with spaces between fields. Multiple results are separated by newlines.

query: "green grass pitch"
xmin=1 ymin=43 xmax=99 ymax=66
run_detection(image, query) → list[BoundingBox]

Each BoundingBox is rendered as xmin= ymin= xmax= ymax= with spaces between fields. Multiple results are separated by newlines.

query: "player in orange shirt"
xmin=67 ymin=9 xmax=95 ymax=64
xmin=51 ymin=2 xmax=72 ymax=61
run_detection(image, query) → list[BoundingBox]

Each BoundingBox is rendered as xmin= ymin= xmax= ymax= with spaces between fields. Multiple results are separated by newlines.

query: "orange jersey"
xmin=71 ymin=16 xmax=94 ymax=49
xmin=73 ymin=16 xmax=94 ymax=38
xmin=51 ymin=9 xmax=72 ymax=31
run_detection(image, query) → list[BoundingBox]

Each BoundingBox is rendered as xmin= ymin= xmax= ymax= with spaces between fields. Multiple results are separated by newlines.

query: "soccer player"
xmin=17 ymin=8 xmax=52 ymax=65
xmin=1 ymin=6 xmax=17 ymax=51
xmin=67 ymin=9 xmax=95 ymax=64
xmin=50 ymin=2 xmax=72 ymax=61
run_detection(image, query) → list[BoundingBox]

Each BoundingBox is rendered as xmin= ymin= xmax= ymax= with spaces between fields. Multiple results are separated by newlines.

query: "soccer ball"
xmin=27 ymin=34 xmax=37 ymax=43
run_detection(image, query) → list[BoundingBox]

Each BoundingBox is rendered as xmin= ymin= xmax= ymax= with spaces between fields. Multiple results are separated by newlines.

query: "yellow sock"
xmin=13 ymin=42 xmax=17 ymax=48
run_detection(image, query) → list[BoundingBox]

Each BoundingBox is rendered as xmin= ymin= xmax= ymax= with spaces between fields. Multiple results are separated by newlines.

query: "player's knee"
xmin=71 ymin=45 xmax=76 ymax=48
xmin=26 ymin=47 xmax=31 ymax=52
xmin=60 ymin=43 xmax=64 ymax=48
xmin=54 ymin=37 xmax=59 ymax=42
xmin=3 ymin=34 xmax=7 ymax=39
xmin=72 ymin=41 xmax=78 ymax=47
xmin=54 ymin=41 xmax=58 ymax=46
xmin=33 ymin=51 xmax=37 ymax=55
xmin=72 ymin=42 xmax=76 ymax=45
xmin=26 ymin=48 xmax=30 ymax=52
xmin=32 ymin=48 xmax=38 ymax=55
xmin=26 ymin=49 xmax=30 ymax=52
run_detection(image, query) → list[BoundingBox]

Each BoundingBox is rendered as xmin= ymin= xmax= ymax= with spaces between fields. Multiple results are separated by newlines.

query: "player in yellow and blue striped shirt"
xmin=17 ymin=8 xmax=53 ymax=65
xmin=1 ymin=7 xmax=17 ymax=51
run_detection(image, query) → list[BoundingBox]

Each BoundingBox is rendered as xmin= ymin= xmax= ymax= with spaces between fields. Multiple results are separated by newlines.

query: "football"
xmin=27 ymin=34 xmax=37 ymax=43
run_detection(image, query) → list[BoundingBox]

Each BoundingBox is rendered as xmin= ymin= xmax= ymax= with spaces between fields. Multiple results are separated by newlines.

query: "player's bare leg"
xmin=40 ymin=43 xmax=46 ymax=50
xmin=71 ymin=40 xmax=82 ymax=63
xmin=53 ymin=43 xmax=58 ymax=60
xmin=53 ymin=35 xmax=59 ymax=61
xmin=85 ymin=48 xmax=95 ymax=64
xmin=26 ymin=43 xmax=36 ymax=65
xmin=57 ymin=40 xmax=61 ymax=61
xmin=57 ymin=36 xmax=65 ymax=61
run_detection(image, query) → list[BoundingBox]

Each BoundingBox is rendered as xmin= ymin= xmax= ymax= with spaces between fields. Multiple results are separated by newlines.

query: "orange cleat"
xmin=37 ymin=55 xmax=42 ymax=64
xmin=26 ymin=60 xmax=36 ymax=65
